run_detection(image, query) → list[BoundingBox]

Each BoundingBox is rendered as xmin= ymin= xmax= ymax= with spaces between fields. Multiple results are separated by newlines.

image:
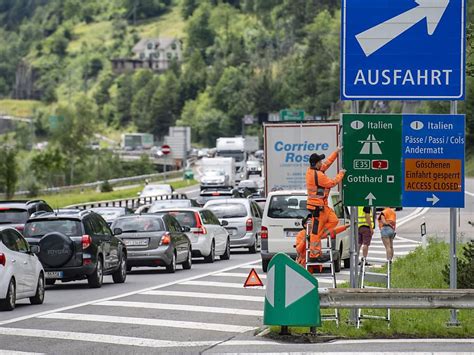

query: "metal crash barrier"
xmin=319 ymin=288 xmax=474 ymax=309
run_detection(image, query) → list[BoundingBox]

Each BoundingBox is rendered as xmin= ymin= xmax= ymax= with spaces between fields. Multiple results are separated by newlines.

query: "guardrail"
xmin=13 ymin=170 xmax=184 ymax=197
xmin=66 ymin=193 xmax=189 ymax=210
xmin=319 ymin=288 xmax=474 ymax=309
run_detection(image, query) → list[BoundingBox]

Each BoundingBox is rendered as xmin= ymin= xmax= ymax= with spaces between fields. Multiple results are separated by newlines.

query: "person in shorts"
xmin=378 ymin=207 xmax=397 ymax=262
xmin=358 ymin=206 xmax=373 ymax=265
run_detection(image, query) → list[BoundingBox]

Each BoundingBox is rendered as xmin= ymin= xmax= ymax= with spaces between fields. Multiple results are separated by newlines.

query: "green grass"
xmin=68 ymin=21 xmax=114 ymax=53
xmin=270 ymin=241 xmax=474 ymax=338
xmin=0 ymin=99 xmax=44 ymax=117
xmin=37 ymin=179 xmax=198 ymax=208
xmin=137 ymin=5 xmax=186 ymax=38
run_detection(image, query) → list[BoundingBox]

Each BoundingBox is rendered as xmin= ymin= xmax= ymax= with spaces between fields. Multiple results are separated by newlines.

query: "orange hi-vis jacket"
xmin=378 ymin=208 xmax=397 ymax=230
xmin=306 ymin=150 xmax=345 ymax=210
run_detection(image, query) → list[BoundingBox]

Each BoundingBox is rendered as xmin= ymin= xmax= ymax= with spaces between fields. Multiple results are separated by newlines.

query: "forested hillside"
xmin=0 ymin=0 xmax=473 ymax=189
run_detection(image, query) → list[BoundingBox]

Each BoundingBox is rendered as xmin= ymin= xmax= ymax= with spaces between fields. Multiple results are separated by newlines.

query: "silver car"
xmin=204 ymin=199 xmax=262 ymax=253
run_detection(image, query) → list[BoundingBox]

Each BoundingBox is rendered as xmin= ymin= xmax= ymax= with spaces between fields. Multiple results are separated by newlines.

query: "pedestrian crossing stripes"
xmin=39 ymin=313 xmax=257 ymax=333
xmin=95 ymin=300 xmax=263 ymax=316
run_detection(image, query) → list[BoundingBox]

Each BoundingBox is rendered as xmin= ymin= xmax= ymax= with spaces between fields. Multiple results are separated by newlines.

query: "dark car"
xmin=23 ymin=211 xmax=127 ymax=288
xmin=112 ymin=214 xmax=192 ymax=273
xmin=0 ymin=200 xmax=53 ymax=232
xmin=197 ymin=188 xmax=243 ymax=206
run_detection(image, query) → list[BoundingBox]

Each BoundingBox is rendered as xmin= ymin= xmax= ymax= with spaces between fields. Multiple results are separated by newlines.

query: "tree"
xmin=181 ymin=0 xmax=198 ymax=19
xmin=0 ymin=146 xmax=18 ymax=199
xmin=179 ymin=50 xmax=207 ymax=104
xmin=115 ymin=73 xmax=134 ymax=125
xmin=149 ymin=72 xmax=179 ymax=138
xmin=185 ymin=4 xmax=216 ymax=60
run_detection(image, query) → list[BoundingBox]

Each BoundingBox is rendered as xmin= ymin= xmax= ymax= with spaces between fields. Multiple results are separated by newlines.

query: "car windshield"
xmin=204 ymin=170 xmax=224 ymax=177
xmin=24 ymin=219 xmax=83 ymax=238
xmin=0 ymin=209 xmax=29 ymax=224
xmin=166 ymin=211 xmax=197 ymax=227
xmin=149 ymin=200 xmax=192 ymax=213
xmin=268 ymin=195 xmax=308 ymax=219
xmin=207 ymin=204 xmax=247 ymax=218
xmin=113 ymin=217 xmax=164 ymax=232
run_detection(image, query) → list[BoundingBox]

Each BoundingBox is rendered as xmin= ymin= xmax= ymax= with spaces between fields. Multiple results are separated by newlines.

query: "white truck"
xmin=245 ymin=136 xmax=259 ymax=153
xmin=216 ymin=137 xmax=247 ymax=182
xmin=199 ymin=157 xmax=236 ymax=189
xmin=263 ymin=123 xmax=340 ymax=195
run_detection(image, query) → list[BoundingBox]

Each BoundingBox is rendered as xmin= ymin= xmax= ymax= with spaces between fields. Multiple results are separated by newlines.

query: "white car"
xmin=157 ymin=208 xmax=230 ymax=263
xmin=260 ymin=190 xmax=350 ymax=272
xmin=200 ymin=170 xmax=229 ymax=188
xmin=0 ymin=226 xmax=45 ymax=311
xmin=138 ymin=184 xmax=174 ymax=198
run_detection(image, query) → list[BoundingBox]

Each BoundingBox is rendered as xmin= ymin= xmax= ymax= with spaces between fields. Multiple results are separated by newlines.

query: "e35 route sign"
xmin=342 ymin=114 xmax=465 ymax=208
xmin=341 ymin=0 xmax=466 ymax=100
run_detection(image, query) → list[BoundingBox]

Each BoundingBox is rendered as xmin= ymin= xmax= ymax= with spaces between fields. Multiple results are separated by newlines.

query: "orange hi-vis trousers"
xmin=309 ymin=206 xmax=348 ymax=258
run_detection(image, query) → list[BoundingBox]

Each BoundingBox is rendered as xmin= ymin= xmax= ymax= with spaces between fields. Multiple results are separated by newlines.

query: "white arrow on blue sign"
xmin=341 ymin=0 xmax=466 ymax=100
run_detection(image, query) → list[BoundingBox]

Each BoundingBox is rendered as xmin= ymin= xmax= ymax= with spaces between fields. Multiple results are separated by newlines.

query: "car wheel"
xmin=262 ymin=259 xmax=269 ymax=273
xmin=166 ymin=252 xmax=177 ymax=273
xmin=220 ymin=239 xmax=231 ymax=260
xmin=46 ymin=279 xmax=56 ymax=286
xmin=0 ymin=279 xmax=16 ymax=311
xmin=30 ymin=274 xmax=45 ymax=305
xmin=182 ymin=247 xmax=192 ymax=270
xmin=343 ymin=258 xmax=351 ymax=268
xmin=87 ymin=257 xmax=104 ymax=288
xmin=204 ymin=241 xmax=215 ymax=263
xmin=248 ymin=236 xmax=258 ymax=254
xmin=112 ymin=253 xmax=127 ymax=283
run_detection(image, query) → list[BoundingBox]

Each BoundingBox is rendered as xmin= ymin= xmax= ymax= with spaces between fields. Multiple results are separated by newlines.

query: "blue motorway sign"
xmin=402 ymin=115 xmax=465 ymax=208
xmin=341 ymin=0 xmax=466 ymax=100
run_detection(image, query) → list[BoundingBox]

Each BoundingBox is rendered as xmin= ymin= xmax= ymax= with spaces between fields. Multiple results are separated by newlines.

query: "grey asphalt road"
xmin=0 ymin=181 xmax=472 ymax=353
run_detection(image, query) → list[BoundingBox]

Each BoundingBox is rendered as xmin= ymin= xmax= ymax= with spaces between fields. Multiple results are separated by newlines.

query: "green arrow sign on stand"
xmin=264 ymin=253 xmax=321 ymax=327
xmin=342 ymin=114 xmax=402 ymax=207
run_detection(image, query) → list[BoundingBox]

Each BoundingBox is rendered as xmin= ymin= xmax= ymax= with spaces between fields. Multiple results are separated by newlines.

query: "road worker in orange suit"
xmin=306 ymin=147 xmax=348 ymax=261
xmin=295 ymin=214 xmax=311 ymax=266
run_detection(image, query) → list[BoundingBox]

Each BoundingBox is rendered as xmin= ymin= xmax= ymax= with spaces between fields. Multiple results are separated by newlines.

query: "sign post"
xmin=161 ymin=144 xmax=171 ymax=182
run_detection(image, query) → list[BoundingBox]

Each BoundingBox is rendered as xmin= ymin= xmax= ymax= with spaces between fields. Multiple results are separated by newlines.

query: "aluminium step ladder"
xmin=305 ymin=219 xmax=339 ymax=326
xmin=356 ymin=259 xmax=392 ymax=328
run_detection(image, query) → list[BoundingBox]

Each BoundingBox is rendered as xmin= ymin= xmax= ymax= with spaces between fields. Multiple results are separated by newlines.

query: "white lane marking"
xmin=39 ymin=313 xmax=256 ymax=333
xmin=214 ymin=272 xmax=267 ymax=279
xmin=369 ymin=244 xmax=419 ymax=249
xmin=0 ymin=327 xmax=215 ymax=348
xmin=238 ymin=265 xmax=262 ymax=269
xmin=95 ymin=300 xmax=263 ymax=317
xmin=331 ymin=338 xmax=474 ymax=345
xmin=141 ymin=290 xmax=264 ymax=302
xmin=0 ymin=351 xmax=44 ymax=355
xmin=0 ymin=258 xmax=260 ymax=326
xmin=368 ymin=250 xmax=410 ymax=256
xmin=397 ymin=207 xmax=430 ymax=231
xmin=465 ymin=191 xmax=474 ymax=197
xmin=181 ymin=281 xmax=263 ymax=289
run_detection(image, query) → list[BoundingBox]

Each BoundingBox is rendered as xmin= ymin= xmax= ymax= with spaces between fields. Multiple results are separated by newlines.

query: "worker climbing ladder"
xmin=305 ymin=219 xmax=339 ymax=325
xmin=357 ymin=260 xmax=392 ymax=328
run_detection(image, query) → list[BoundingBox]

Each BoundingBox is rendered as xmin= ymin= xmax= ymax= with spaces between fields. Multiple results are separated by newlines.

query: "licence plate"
xmin=124 ymin=239 xmax=149 ymax=246
xmin=226 ymin=229 xmax=237 ymax=236
xmin=46 ymin=271 xmax=63 ymax=279
xmin=285 ymin=230 xmax=299 ymax=238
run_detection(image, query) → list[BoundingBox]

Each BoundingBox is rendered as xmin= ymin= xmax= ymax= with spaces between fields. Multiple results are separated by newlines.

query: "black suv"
xmin=0 ymin=200 xmax=53 ymax=231
xmin=23 ymin=211 xmax=127 ymax=288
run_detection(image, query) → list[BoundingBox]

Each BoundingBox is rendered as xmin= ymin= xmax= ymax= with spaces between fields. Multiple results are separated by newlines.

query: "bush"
xmin=443 ymin=241 xmax=474 ymax=288
xmin=26 ymin=182 xmax=40 ymax=198
xmin=100 ymin=180 xmax=113 ymax=193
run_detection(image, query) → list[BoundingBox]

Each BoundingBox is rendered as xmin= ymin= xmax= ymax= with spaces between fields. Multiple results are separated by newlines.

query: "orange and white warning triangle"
xmin=243 ymin=268 xmax=264 ymax=287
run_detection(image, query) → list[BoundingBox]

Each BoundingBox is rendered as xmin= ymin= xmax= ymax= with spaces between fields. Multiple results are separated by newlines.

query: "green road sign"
xmin=263 ymin=253 xmax=321 ymax=327
xmin=49 ymin=115 xmax=64 ymax=130
xmin=342 ymin=114 xmax=402 ymax=207
xmin=280 ymin=109 xmax=305 ymax=121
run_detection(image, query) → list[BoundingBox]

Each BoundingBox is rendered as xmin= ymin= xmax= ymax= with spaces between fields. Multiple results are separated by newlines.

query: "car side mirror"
xmin=221 ymin=220 xmax=229 ymax=227
xmin=30 ymin=245 xmax=40 ymax=254
xmin=181 ymin=226 xmax=191 ymax=233
xmin=114 ymin=228 xmax=123 ymax=236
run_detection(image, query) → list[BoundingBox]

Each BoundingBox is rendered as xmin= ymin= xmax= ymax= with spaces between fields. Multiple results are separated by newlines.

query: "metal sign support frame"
xmin=448 ymin=101 xmax=460 ymax=327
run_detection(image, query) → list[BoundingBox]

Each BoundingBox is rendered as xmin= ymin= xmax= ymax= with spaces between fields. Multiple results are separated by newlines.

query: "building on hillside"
xmin=111 ymin=37 xmax=182 ymax=74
